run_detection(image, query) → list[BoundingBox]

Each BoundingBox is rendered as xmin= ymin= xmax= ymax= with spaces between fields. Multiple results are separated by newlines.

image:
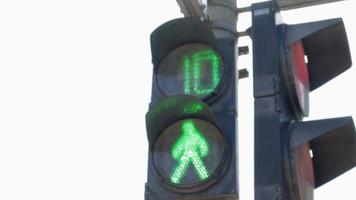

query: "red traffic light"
xmin=281 ymin=18 xmax=351 ymax=119
xmin=285 ymin=40 xmax=311 ymax=117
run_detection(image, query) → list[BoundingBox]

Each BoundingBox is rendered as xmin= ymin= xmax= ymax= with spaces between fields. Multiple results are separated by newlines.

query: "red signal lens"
xmin=291 ymin=41 xmax=310 ymax=116
xmin=296 ymin=144 xmax=315 ymax=199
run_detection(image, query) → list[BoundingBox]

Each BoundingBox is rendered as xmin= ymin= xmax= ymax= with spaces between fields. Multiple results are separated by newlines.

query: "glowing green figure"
xmin=170 ymin=120 xmax=210 ymax=184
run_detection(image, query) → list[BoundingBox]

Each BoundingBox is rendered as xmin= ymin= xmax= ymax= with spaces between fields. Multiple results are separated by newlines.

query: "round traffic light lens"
xmin=153 ymin=119 xmax=225 ymax=187
xmin=291 ymin=41 xmax=310 ymax=116
xmin=157 ymin=44 xmax=224 ymax=99
xmin=296 ymin=144 xmax=315 ymax=199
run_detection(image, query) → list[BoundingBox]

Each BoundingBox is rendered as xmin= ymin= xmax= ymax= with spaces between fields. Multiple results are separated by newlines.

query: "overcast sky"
xmin=0 ymin=0 xmax=355 ymax=200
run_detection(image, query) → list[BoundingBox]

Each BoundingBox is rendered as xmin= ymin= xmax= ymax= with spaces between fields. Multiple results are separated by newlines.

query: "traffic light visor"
xmin=146 ymin=95 xmax=217 ymax=147
xmin=285 ymin=18 xmax=352 ymax=91
xmin=289 ymin=117 xmax=356 ymax=187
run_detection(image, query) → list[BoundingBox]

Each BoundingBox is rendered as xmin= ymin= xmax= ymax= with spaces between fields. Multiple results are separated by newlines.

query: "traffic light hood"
xmin=145 ymin=95 xmax=218 ymax=146
xmin=150 ymin=17 xmax=218 ymax=67
xmin=283 ymin=18 xmax=352 ymax=91
xmin=288 ymin=117 xmax=356 ymax=187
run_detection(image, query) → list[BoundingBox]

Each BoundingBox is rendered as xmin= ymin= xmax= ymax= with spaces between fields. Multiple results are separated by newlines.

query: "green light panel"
xmin=157 ymin=44 xmax=223 ymax=99
xmin=171 ymin=120 xmax=209 ymax=183
xmin=153 ymin=119 xmax=225 ymax=186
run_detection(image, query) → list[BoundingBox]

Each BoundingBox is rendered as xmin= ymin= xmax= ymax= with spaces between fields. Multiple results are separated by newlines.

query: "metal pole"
xmin=207 ymin=2 xmax=239 ymax=199
xmin=207 ymin=0 xmax=238 ymax=39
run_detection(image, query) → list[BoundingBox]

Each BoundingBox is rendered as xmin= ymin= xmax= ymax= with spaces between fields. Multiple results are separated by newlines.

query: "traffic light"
xmin=145 ymin=18 xmax=238 ymax=199
xmin=251 ymin=1 xmax=356 ymax=200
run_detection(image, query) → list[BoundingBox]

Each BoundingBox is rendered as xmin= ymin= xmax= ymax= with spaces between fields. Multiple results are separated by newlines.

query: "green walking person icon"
xmin=170 ymin=120 xmax=210 ymax=184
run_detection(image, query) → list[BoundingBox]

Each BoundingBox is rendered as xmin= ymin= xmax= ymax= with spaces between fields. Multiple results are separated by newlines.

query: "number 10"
xmin=183 ymin=49 xmax=221 ymax=98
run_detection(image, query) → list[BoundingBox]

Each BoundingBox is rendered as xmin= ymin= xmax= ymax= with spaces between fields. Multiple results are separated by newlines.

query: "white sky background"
xmin=0 ymin=0 xmax=355 ymax=199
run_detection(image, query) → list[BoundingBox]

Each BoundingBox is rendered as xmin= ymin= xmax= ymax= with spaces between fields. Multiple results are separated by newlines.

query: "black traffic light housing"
xmin=284 ymin=117 xmax=356 ymax=189
xmin=252 ymin=1 xmax=356 ymax=200
xmin=279 ymin=18 xmax=352 ymax=119
xmin=145 ymin=18 xmax=238 ymax=200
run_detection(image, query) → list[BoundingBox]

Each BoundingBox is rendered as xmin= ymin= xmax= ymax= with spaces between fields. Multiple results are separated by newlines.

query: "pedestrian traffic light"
xmin=146 ymin=96 xmax=229 ymax=193
xmin=145 ymin=18 xmax=238 ymax=200
xmin=251 ymin=1 xmax=356 ymax=200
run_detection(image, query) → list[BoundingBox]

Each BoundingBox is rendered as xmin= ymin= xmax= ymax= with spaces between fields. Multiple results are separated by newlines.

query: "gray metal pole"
xmin=207 ymin=0 xmax=238 ymax=39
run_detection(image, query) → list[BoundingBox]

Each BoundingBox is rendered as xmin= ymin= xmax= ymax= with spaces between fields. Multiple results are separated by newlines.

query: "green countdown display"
xmin=157 ymin=44 xmax=224 ymax=99
xmin=153 ymin=119 xmax=225 ymax=186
